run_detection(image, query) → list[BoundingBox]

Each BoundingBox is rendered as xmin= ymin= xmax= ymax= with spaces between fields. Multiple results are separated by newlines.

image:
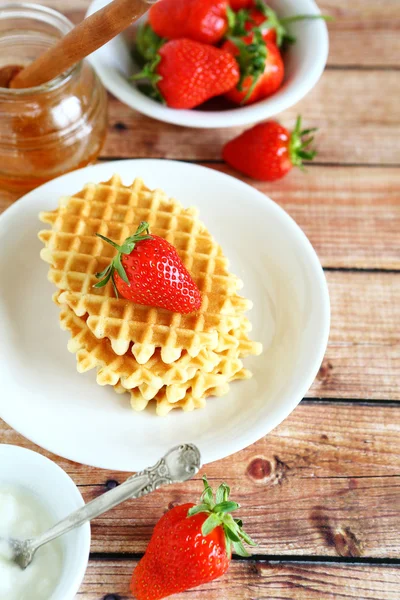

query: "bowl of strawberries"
xmin=86 ymin=0 xmax=329 ymax=128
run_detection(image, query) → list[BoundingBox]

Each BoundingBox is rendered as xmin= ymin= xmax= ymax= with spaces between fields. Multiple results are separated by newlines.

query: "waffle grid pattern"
xmin=39 ymin=176 xmax=252 ymax=362
xmin=39 ymin=176 xmax=262 ymax=415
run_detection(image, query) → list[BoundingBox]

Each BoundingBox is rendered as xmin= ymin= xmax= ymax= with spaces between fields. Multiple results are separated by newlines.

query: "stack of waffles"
xmin=38 ymin=176 xmax=262 ymax=416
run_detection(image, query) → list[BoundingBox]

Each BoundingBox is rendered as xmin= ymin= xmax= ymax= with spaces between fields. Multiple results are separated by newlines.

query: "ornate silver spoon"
xmin=4 ymin=443 xmax=201 ymax=569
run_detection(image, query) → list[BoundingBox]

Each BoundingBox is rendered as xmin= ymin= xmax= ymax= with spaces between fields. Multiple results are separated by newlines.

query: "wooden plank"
xmin=323 ymin=0 xmax=400 ymax=67
xmin=2 ymin=403 xmax=399 ymax=480
xmin=102 ymin=70 xmax=400 ymax=165
xmin=2 ymin=402 xmax=400 ymax=557
xmin=78 ymin=560 xmax=400 ymax=599
xmin=2 ymin=166 xmax=399 ymax=271
xmin=312 ymin=271 xmax=400 ymax=400
xmin=68 ymin=473 xmax=400 ymax=556
xmin=41 ymin=0 xmax=400 ymax=67
xmin=210 ymin=164 xmax=400 ymax=270
xmin=329 ymin=32 xmax=399 ymax=68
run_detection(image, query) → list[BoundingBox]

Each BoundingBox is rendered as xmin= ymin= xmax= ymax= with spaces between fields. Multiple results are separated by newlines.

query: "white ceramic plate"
xmin=0 ymin=160 xmax=329 ymax=471
xmin=85 ymin=0 xmax=329 ymax=128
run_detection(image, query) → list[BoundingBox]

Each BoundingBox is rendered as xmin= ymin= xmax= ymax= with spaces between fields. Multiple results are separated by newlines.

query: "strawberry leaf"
xmin=228 ymin=29 xmax=268 ymax=102
xmin=95 ymin=264 xmax=112 ymax=280
xmin=216 ymin=483 xmax=230 ymax=504
xmin=225 ymin=536 xmax=232 ymax=557
xmin=228 ymin=8 xmax=251 ymax=37
xmin=232 ymin=540 xmax=251 ymax=557
xmin=201 ymin=476 xmax=215 ymax=506
xmin=202 ymin=513 xmax=221 ymax=536
xmin=226 ymin=5 xmax=237 ymax=31
xmin=214 ymin=501 xmax=240 ymax=513
xmin=96 ymin=233 xmax=121 ymax=250
xmin=187 ymin=504 xmax=211 ymax=517
xmin=135 ymin=23 xmax=165 ymax=62
xmin=111 ymin=275 xmax=119 ymax=299
xmin=131 ymin=54 xmax=164 ymax=104
xmin=114 ymin=253 xmax=129 ymax=284
xmin=289 ymin=115 xmax=318 ymax=169
xmin=224 ymin=524 xmax=241 ymax=542
xmin=94 ymin=269 xmax=112 ymax=288
xmin=131 ymin=221 xmax=150 ymax=237
xmin=238 ymin=529 xmax=258 ymax=546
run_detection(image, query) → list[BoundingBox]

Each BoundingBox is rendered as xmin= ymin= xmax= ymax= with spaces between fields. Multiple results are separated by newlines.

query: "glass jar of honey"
xmin=0 ymin=3 xmax=108 ymax=193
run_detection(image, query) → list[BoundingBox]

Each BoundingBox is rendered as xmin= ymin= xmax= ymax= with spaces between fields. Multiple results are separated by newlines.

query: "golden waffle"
xmin=58 ymin=302 xmax=261 ymax=397
xmin=39 ymin=176 xmax=253 ymax=363
xmin=114 ymin=365 xmax=251 ymax=416
xmin=114 ymin=380 xmax=230 ymax=415
xmin=58 ymin=300 xmax=255 ymax=415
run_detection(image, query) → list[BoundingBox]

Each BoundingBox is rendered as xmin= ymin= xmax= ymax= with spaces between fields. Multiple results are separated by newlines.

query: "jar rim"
xmin=0 ymin=2 xmax=79 ymax=95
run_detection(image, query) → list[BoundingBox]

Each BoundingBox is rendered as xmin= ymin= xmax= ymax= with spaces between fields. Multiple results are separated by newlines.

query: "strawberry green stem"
xmin=131 ymin=51 xmax=165 ymax=104
xmin=254 ymin=1 xmax=332 ymax=46
xmin=289 ymin=115 xmax=317 ymax=170
xmin=187 ymin=476 xmax=257 ymax=557
xmin=228 ymin=28 xmax=268 ymax=103
xmin=94 ymin=221 xmax=152 ymax=297
xmin=135 ymin=23 xmax=165 ymax=62
xmin=280 ymin=14 xmax=334 ymax=24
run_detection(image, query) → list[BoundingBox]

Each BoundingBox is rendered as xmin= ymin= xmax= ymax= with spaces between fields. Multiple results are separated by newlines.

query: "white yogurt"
xmin=0 ymin=485 xmax=63 ymax=600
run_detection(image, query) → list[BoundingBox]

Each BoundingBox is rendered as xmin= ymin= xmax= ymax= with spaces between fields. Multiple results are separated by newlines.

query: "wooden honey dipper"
xmin=0 ymin=0 xmax=157 ymax=89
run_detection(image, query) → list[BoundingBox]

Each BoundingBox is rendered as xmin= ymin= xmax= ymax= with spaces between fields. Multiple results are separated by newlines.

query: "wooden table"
xmin=1 ymin=1 xmax=399 ymax=598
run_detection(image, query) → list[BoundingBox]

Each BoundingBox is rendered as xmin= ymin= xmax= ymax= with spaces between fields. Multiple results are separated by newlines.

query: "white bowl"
xmin=0 ymin=445 xmax=90 ymax=600
xmin=85 ymin=0 xmax=328 ymax=128
xmin=0 ymin=159 xmax=330 ymax=471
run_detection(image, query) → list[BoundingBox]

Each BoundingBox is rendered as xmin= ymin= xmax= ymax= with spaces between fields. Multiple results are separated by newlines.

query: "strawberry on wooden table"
xmin=133 ymin=38 xmax=240 ymax=109
xmin=222 ymin=30 xmax=284 ymax=105
xmin=223 ymin=116 xmax=317 ymax=181
xmin=149 ymin=0 xmax=229 ymax=45
xmin=131 ymin=477 xmax=256 ymax=600
xmin=94 ymin=221 xmax=202 ymax=314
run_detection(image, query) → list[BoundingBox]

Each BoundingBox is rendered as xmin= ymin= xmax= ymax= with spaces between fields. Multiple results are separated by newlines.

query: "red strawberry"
xmin=149 ymin=0 xmax=229 ymax=45
xmin=222 ymin=32 xmax=284 ymax=105
xmin=223 ymin=117 xmax=317 ymax=181
xmin=94 ymin=221 xmax=202 ymax=314
xmin=131 ymin=477 xmax=256 ymax=600
xmin=133 ymin=38 xmax=240 ymax=109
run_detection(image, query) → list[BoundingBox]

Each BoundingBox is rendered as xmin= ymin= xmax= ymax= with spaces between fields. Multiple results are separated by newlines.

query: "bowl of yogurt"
xmin=0 ymin=444 xmax=90 ymax=600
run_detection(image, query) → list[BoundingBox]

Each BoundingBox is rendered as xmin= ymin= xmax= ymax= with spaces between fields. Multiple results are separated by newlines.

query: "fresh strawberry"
xmin=222 ymin=31 xmax=284 ymax=105
xmin=131 ymin=477 xmax=256 ymax=600
xmin=230 ymin=1 xmax=332 ymax=47
xmin=149 ymin=0 xmax=229 ymax=45
xmin=94 ymin=221 xmax=202 ymax=314
xmin=133 ymin=38 xmax=240 ymax=109
xmin=223 ymin=117 xmax=317 ymax=181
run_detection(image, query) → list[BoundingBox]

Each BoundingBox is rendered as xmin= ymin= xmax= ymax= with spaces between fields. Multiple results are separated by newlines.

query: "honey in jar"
xmin=0 ymin=3 xmax=108 ymax=193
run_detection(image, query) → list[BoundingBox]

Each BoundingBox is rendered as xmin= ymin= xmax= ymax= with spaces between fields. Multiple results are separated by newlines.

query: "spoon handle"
xmin=11 ymin=0 xmax=158 ymax=89
xmin=29 ymin=444 xmax=201 ymax=554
